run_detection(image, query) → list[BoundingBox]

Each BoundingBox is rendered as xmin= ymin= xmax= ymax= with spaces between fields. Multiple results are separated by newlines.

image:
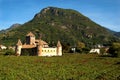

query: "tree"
xmin=76 ymin=41 xmax=85 ymax=53
xmin=109 ymin=42 xmax=120 ymax=57
xmin=62 ymin=43 xmax=71 ymax=53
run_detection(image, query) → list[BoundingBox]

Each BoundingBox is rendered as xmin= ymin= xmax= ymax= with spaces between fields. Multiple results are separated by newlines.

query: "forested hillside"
xmin=0 ymin=7 xmax=119 ymax=47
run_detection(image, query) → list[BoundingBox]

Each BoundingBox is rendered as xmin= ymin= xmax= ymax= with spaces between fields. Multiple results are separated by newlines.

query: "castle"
xmin=15 ymin=32 xmax=62 ymax=56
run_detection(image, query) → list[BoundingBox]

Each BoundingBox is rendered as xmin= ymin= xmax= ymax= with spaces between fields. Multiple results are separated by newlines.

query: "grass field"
xmin=0 ymin=54 xmax=120 ymax=80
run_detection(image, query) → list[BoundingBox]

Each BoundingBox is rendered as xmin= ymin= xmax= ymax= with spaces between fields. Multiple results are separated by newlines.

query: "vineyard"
xmin=0 ymin=54 xmax=120 ymax=80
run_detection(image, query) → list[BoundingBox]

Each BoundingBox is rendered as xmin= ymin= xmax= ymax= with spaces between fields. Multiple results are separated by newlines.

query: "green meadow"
xmin=0 ymin=54 xmax=120 ymax=80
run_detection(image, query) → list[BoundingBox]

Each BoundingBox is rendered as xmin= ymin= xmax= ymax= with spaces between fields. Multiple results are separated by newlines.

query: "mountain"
xmin=0 ymin=23 xmax=21 ymax=34
xmin=114 ymin=32 xmax=120 ymax=37
xmin=0 ymin=7 xmax=119 ymax=46
xmin=8 ymin=23 xmax=21 ymax=30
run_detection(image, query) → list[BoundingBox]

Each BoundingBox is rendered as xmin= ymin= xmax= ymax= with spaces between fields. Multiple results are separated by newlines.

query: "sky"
xmin=0 ymin=0 xmax=120 ymax=32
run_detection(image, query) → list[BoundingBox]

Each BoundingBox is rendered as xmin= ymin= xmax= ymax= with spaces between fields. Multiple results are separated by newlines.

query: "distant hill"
xmin=8 ymin=23 xmax=21 ymax=30
xmin=0 ymin=23 xmax=21 ymax=33
xmin=0 ymin=7 xmax=119 ymax=46
xmin=114 ymin=32 xmax=120 ymax=37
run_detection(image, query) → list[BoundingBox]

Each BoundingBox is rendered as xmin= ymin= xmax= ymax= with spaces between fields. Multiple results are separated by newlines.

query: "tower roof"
xmin=57 ymin=41 xmax=62 ymax=47
xmin=16 ymin=39 xmax=22 ymax=45
xmin=38 ymin=39 xmax=43 ymax=46
xmin=26 ymin=32 xmax=35 ymax=37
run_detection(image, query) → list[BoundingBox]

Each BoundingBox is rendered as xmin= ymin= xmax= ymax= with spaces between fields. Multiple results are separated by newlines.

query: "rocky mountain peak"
xmin=34 ymin=7 xmax=66 ymax=18
xmin=10 ymin=23 xmax=21 ymax=29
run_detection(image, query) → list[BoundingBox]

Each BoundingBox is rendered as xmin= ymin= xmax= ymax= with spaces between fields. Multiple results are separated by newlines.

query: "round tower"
xmin=15 ymin=39 xmax=22 ymax=56
xmin=37 ymin=39 xmax=43 ymax=56
xmin=57 ymin=41 xmax=62 ymax=56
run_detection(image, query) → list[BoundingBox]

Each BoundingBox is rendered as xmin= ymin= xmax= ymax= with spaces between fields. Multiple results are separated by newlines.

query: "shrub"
xmin=4 ymin=49 xmax=15 ymax=55
xmin=109 ymin=42 xmax=120 ymax=57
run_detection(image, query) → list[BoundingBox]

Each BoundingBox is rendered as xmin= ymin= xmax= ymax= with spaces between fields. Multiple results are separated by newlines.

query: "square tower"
xmin=26 ymin=32 xmax=35 ymax=45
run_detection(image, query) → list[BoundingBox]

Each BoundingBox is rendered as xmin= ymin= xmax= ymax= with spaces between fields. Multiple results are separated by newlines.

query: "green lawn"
xmin=0 ymin=54 xmax=120 ymax=80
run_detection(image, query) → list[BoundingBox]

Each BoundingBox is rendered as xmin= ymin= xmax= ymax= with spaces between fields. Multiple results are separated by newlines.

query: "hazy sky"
xmin=0 ymin=0 xmax=120 ymax=31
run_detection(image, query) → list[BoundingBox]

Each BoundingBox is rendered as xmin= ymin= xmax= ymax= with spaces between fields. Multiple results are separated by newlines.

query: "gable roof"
xmin=22 ymin=45 xmax=36 ymax=49
xmin=35 ymin=40 xmax=48 ymax=45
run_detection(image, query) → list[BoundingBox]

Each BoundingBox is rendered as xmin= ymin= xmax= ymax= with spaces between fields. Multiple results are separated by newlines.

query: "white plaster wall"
xmin=90 ymin=49 xmax=100 ymax=54
xmin=41 ymin=48 xmax=57 ymax=56
xmin=16 ymin=46 xmax=22 ymax=55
